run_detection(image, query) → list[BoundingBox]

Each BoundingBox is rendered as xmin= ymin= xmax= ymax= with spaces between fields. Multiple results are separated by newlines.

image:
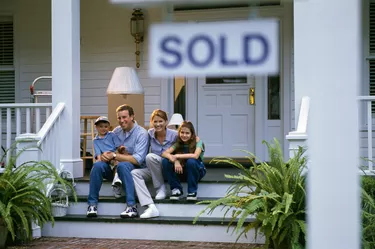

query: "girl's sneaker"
xmin=170 ymin=188 xmax=183 ymax=200
xmin=187 ymin=192 xmax=197 ymax=201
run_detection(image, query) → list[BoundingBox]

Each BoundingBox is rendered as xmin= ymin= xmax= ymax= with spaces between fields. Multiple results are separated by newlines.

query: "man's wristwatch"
xmin=113 ymin=153 xmax=117 ymax=159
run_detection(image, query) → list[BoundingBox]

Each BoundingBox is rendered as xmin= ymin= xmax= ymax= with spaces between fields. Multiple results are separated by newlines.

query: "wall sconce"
xmin=130 ymin=8 xmax=145 ymax=69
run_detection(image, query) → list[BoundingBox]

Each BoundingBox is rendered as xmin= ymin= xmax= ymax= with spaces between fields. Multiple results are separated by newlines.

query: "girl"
xmin=162 ymin=121 xmax=206 ymax=200
xmin=132 ymin=109 xmax=178 ymax=218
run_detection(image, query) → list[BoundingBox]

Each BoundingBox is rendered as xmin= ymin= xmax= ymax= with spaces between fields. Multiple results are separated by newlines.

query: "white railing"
xmin=36 ymin=102 xmax=65 ymax=170
xmin=0 ymin=103 xmax=53 ymax=163
xmin=286 ymin=96 xmax=310 ymax=159
xmin=358 ymin=96 xmax=375 ymax=173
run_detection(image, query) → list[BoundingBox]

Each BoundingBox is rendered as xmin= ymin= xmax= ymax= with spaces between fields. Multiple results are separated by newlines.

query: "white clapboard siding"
xmin=11 ymin=0 xmax=162 ymax=129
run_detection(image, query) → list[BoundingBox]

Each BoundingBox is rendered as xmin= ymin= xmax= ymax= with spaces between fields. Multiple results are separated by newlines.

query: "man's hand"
xmin=174 ymin=160 xmax=183 ymax=174
xmin=102 ymin=152 xmax=114 ymax=162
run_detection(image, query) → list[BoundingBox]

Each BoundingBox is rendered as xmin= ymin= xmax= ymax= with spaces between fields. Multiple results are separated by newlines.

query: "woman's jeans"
xmin=162 ymin=158 xmax=206 ymax=194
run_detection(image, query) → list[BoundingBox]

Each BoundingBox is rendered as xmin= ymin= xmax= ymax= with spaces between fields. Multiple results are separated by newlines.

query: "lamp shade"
xmin=106 ymin=67 xmax=144 ymax=95
xmin=168 ymin=113 xmax=184 ymax=126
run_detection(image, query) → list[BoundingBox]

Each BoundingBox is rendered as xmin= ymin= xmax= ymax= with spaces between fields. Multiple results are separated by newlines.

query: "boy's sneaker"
xmin=187 ymin=192 xmax=197 ymax=201
xmin=170 ymin=188 xmax=183 ymax=200
xmin=86 ymin=205 xmax=97 ymax=217
xmin=120 ymin=205 xmax=138 ymax=218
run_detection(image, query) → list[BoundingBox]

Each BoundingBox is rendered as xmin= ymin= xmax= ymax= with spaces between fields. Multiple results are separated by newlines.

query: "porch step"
xmin=41 ymin=167 xmax=259 ymax=243
xmin=42 ymin=215 xmax=263 ymax=244
xmin=74 ymin=180 xmax=233 ymax=198
xmin=68 ymin=196 xmax=236 ymax=218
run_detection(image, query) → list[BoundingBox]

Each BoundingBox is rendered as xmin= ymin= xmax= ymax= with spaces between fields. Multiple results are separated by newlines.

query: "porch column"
xmin=51 ymin=0 xmax=83 ymax=178
xmin=294 ymin=0 xmax=361 ymax=249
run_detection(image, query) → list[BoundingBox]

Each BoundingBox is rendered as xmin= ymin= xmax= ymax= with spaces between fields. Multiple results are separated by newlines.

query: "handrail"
xmin=37 ymin=103 xmax=65 ymax=146
xmin=295 ymin=96 xmax=310 ymax=133
xmin=0 ymin=103 xmax=52 ymax=108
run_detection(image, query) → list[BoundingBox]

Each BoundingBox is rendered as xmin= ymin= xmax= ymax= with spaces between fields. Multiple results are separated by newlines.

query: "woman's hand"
xmin=169 ymin=154 xmax=177 ymax=163
xmin=174 ymin=160 xmax=183 ymax=174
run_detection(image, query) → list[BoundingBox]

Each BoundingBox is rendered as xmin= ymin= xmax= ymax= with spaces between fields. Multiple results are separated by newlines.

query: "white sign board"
xmin=149 ymin=19 xmax=279 ymax=77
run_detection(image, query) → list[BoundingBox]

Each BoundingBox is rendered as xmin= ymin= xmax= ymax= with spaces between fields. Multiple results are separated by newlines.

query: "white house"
xmin=0 ymin=0 xmax=373 ymax=167
xmin=0 ymin=0 xmax=367 ymax=245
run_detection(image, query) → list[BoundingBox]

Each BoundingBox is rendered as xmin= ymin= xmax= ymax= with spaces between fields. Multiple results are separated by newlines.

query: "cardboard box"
xmin=107 ymin=94 xmax=144 ymax=130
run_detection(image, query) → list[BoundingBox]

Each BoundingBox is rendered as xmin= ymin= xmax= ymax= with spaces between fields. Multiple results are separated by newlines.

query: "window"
xmin=0 ymin=16 xmax=15 ymax=104
xmin=268 ymin=75 xmax=280 ymax=120
xmin=206 ymin=76 xmax=247 ymax=84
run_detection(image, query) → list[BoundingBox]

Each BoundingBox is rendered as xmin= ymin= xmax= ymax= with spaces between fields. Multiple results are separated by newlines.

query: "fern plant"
xmin=0 ymin=144 xmax=76 ymax=244
xmin=194 ymin=139 xmax=307 ymax=249
xmin=361 ymin=175 xmax=375 ymax=249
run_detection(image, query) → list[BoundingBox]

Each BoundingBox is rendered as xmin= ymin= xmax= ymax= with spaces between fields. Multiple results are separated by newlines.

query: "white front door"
xmin=196 ymin=76 xmax=258 ymax=158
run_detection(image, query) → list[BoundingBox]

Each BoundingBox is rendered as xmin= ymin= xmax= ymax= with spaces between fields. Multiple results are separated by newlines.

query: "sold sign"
xmin=149 ymin=19 xmax=279 ymax=77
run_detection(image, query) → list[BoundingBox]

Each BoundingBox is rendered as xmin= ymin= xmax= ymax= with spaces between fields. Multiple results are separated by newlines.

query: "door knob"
xmin=249 ymin=88 xmax=255 ymax=105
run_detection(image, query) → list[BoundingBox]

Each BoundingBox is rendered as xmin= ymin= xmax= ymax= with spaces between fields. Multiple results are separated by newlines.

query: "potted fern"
xmin=194 ymin=139 xmax=307 ymax=249
xmin=0 ymin=145 xmax=76 ymax=248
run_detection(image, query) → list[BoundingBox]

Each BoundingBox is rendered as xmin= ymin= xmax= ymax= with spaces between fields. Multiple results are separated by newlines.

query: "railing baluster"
xmin=26 ymin=108 xmax=31 ymax=133
xmin=16 ymin=108 xmax=21 ymax=136
xmin=35 ymin=108 xmax=41 ymax=132
xmin=6 ymin=108 xmax=11 ymax=163
xmin=368 ymin=101 xmax=373 ymax=171
xmin=46 ymin=107 xmax=51 ymax=121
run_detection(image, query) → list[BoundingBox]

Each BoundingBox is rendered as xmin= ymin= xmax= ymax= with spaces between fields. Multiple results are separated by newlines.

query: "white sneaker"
xmin=155 ymin=184 xmax=167 ymax=200
xmin=140 ymin=204 xmax=159 ymax=219
xmin=120 ymin=205 xmax=138 ymax=218
xmin=112 ymin=173 xmax=122 ymax=198
xmin=112 ymin=173 xmax=122 ymax=186
xmin=112 ymin=184 xmax=122 ymax=198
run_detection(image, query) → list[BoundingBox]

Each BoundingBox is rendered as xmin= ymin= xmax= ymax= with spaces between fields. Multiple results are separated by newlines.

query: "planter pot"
xmin=0 ymin=219 xmax=8 ymax=249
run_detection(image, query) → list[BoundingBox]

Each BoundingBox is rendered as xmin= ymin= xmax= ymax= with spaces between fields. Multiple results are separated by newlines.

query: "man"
xmin=87 ymin=104 xmax=149 ymax=218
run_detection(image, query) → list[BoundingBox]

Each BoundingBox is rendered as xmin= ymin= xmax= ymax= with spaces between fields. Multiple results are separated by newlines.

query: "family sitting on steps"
xmin=87 ymin=104 xmax=206 ymax=219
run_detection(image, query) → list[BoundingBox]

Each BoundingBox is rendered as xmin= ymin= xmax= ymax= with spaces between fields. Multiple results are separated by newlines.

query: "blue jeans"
xmin=162 ymin=158 xmax=206 ymax=194
xmin=87 ymin=161 xmax=136 ymax=206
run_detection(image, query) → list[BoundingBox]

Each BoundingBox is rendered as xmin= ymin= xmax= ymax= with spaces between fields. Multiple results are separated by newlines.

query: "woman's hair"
xmin=150 ymin=109 xmax=168 ymax=127
xmin=175 ymin=121 xmax=197 ymax=154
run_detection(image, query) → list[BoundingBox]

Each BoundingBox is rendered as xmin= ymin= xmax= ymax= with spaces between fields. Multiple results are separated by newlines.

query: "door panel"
xmin=197 ymin=77 xmax=255 ymax=157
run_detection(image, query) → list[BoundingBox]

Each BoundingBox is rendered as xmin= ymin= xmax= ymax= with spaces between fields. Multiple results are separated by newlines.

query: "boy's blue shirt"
xmin=93 ymin=131 xmax=121 ymax=159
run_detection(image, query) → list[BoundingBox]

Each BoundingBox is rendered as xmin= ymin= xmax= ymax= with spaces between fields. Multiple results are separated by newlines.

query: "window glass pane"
xmin=206 ymin=76 xmax=247 ymax=84
xmin=268 ymin=75 xmax=280 ymax=120
xmin=174 ymin=77 xmax=186 ymax=120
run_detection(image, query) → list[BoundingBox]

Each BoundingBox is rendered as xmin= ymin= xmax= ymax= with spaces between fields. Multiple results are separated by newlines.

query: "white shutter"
xmin=0 ymin=16 xmax=15 ymax=104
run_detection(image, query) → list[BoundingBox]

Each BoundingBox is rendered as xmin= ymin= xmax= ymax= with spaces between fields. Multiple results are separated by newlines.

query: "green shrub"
xmin=194 ymin=139 xmax=307 ymax=249
xmin=0 ymin=144 xmax=76 ymax=243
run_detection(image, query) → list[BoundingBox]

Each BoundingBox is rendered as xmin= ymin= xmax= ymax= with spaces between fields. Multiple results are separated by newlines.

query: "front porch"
xmin=0 ymin=0 xmax=367 ymax=245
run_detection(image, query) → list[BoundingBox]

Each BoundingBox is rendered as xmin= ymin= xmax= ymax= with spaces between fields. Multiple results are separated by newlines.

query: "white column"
xmin=294 ymin=1 xmax=361 ymax=249
xmin=52 ymin=0 xmax=83 ymax=178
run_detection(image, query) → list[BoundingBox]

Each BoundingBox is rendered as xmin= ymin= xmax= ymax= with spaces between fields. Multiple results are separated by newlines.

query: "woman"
xmin=162 ymin=121 xmax=206 ymax=201
xmin=131 ymin=109 xmax=178 ymax=219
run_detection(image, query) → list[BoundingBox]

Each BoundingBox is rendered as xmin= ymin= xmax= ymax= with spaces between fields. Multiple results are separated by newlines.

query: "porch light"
xmin=130 ymin=8 xmax=145 ymax=68
xmin=106 ymin=67 xmax=144 ymax=95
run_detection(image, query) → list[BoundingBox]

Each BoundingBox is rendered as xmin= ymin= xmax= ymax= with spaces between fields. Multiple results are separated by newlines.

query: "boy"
xmin=93 ymin=116 xmax=126 ymax=198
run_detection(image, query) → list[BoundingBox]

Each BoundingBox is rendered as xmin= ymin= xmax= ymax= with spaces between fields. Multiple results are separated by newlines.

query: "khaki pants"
xmin=131 ymin=153 xmax=165 ymax=206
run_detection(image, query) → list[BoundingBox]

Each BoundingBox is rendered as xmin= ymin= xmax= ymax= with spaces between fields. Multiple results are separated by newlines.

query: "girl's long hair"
xmin=175 ymin=121 xmax=197 ymax=154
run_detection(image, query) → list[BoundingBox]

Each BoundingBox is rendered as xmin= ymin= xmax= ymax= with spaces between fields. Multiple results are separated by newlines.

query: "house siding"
xmin=12 ymin=0 xmax=162 ymax=126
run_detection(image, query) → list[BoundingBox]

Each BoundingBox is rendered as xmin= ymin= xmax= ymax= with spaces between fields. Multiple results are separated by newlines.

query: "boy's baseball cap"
xmin=95 ymin=116 xmax=110 ymax=125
